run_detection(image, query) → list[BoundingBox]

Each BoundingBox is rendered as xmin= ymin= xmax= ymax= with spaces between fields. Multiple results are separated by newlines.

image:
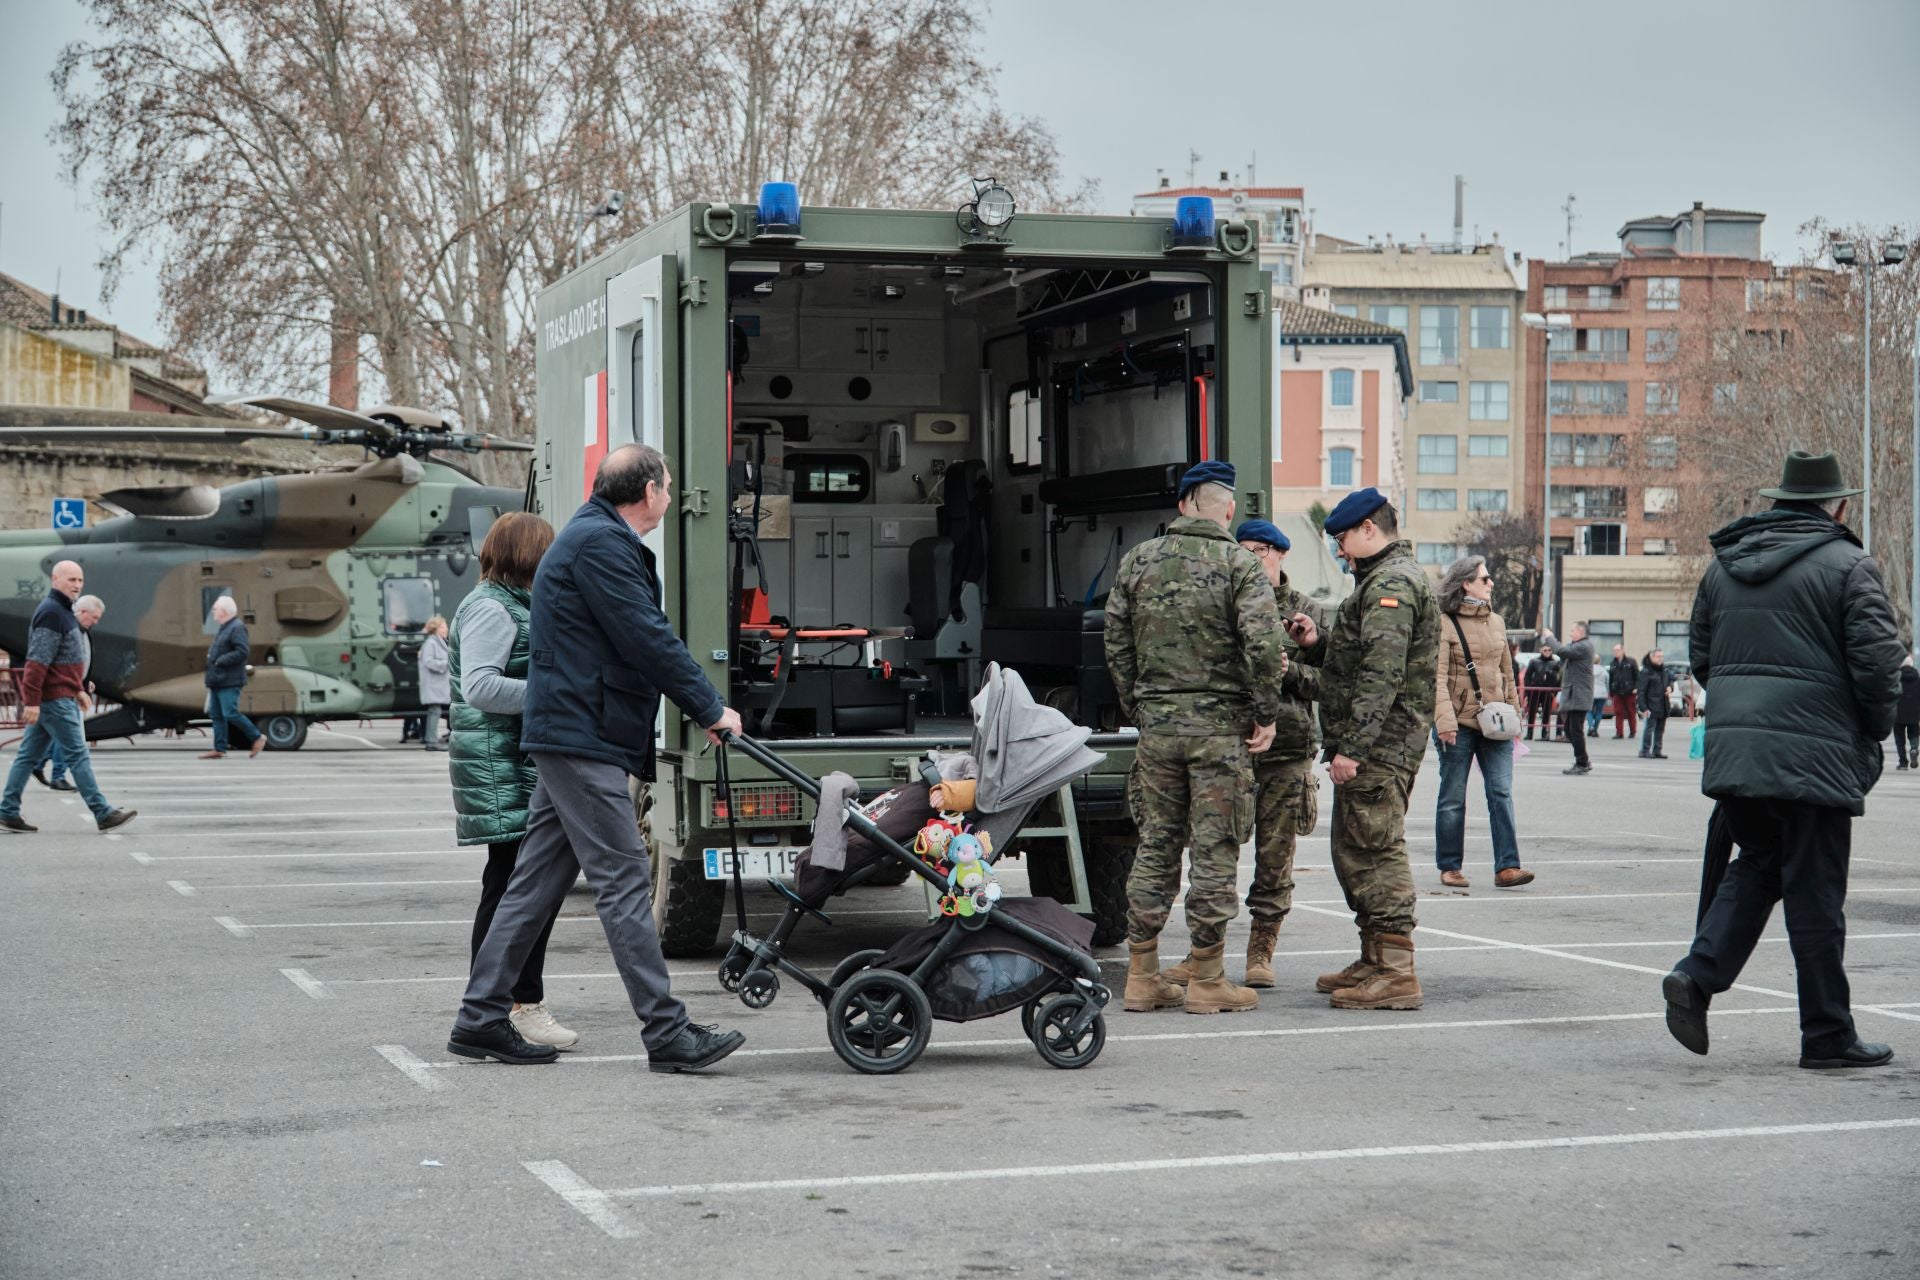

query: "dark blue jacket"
xmin=205 ymin=617 xmax=251 ymax=690
xmin=519 ymin=496 xmax=724 ymax=779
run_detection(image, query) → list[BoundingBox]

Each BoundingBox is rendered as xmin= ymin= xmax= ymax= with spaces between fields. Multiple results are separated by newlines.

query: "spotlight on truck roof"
xmin=754 ymin=182 xmax=803 ymax=243
xmin=1169 ymin=196 xmax=1216 ymax=254
xmin=956 ymin=177 xmax=1016 ymax=248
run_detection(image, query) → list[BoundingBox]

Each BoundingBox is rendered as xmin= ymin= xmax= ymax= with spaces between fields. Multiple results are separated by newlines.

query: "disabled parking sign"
xmin=52 ymin=498 xmax=86 ymax=530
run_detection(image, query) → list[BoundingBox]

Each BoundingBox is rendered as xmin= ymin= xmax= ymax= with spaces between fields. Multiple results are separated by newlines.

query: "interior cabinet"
xmin=796 ymin=314 xmax=946 ymax=374
xmin=791 ymin=516 xmax=872 ymax=627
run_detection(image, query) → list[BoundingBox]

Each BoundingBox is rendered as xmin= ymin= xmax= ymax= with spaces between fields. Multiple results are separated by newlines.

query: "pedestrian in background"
xmin=1663 ymin=451 xmax=1904 ymax=1070
xmin=1585 ymin=653 xmax=1608 ymax=738
xmin=1557 ymin=622 xmax=1596 ymax=775
xmin=1523 ymin=641 xmax=1561 ymax=741
xmin=1608 ymin=643 xmax=1639 ymax=740
xmin=1894 ymin=656 xmax=1918 ymax=771
xmin=417 ymin=616 xmax=451 ymax=751
xmin=34 ymin=593 xmax=104 ymax=793
xmin=200 ymin=596 xmax=265 ymax=760
xmin=1637 ymin=649 xmax=1673 ymax=759
xmin=1290 ymin=488 xmax=1438 ymax=1010
xmin=1107 ymin=462 xmax=1287 ymax=1016
xmin=449 ymin=514 xmax=574 ymax=1050
xmin=450 ymin=444 xmax=746 ymax=1073
xmin=1 ymin=561 xmax=135 ymax=833
xmin=1431 ymin=554 xmax=1531 ymax=889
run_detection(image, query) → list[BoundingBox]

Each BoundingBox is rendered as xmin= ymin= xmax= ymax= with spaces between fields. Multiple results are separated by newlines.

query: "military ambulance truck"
xmin=532 ymin=182 xmax=1276 ymax=956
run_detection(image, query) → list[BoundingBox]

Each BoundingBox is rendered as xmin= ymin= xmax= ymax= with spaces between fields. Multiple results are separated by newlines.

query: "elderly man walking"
xmin=2 ymin=562 xmax=136 ymax=833
xmin=201 ymin=596 xmax=265 ymax=759
xmin=36 ymin=594 xmax=104 ymax=793
xmin=1662 ymin=452 xmax=1905 ymax=1070
xmin=450 ymin=444 xmax=747 ymax=1073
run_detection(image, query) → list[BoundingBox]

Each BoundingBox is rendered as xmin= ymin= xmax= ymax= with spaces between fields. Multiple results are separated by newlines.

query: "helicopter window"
xmin=382 ymin=577 xmax=436 ymax=636
xmin=201 ymin=586 xmax=235 ymax=635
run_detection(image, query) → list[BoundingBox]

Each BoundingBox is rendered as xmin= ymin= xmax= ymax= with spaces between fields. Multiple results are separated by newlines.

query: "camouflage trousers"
xmin=1330 ymin=757 xmax=1420 ymax=937
xmin=1125 ymin=731 xmax=1254 ymax=949
xmin=1246 ymin=753 xmax=1319 ymax=924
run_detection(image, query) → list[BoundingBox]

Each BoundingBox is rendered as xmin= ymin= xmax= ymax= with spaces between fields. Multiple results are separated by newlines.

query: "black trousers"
xmin=1561 ymin=710 xmax=1589 ymax=767
xmin=1677 ymin=798 xmax=1856 ymax=1057
xmin=1525 ymin=693 xmax=1557 ymax=737
xmin=471 ymin=838 xmax=558 ymax=1005
xmin=1897 ymin=723 xmax=1918 ymax=766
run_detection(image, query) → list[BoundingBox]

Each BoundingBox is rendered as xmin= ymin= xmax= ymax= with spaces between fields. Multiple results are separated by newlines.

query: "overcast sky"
xmin=3 ymin=0 xmax=1916 ymax=367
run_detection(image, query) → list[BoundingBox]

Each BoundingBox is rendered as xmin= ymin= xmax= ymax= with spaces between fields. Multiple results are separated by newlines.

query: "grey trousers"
xmin=456 ymin=752 xmax=689 ymax=1050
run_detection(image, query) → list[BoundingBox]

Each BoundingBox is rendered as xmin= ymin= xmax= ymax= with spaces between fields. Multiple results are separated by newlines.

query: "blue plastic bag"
xmin=1689 ymin=719 xmax=1706 ymax=760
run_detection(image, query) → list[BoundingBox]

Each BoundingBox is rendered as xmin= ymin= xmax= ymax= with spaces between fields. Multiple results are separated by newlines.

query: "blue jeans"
xmin=209 ymin=686 xmax=262 ymax=753
xmin=1433 ymin=726 xmax=1520 ymax=872
xmin=48 ymin=741 xmax=68 ymax=784
xmin=3 ymin=699 xmax=114 ymax=820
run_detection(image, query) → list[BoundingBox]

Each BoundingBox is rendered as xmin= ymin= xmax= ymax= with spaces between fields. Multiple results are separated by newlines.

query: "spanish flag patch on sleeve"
xmin=1378 ymin=597 xmax=1399 ymax=608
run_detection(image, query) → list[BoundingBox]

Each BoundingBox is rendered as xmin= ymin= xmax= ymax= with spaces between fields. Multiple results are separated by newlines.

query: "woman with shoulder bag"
xmin=1432 ymin=554 xmax=1533 ymax=889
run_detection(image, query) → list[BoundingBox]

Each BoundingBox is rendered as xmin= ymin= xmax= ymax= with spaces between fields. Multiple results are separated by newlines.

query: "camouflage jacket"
xmin=1298 ymin=539 xmax=1438 ymax=767
xmin=1269 ymin=576 xmax=1328 ymax=761
xmin=1104 ymin=516 xmax=1288 ymax=735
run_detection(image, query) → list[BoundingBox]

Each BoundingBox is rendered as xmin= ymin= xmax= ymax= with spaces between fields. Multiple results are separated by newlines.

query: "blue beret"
xmin=1322 ymin=486 xmax=1389 ymax=535
xmin=1178 ymin=460 xmax=1236 ymax=501
xmin=1234 ymin=519 xmax=1290 ymax=552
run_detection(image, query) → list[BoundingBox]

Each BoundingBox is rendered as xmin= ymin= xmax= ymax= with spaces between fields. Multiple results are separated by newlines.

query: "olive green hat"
xmin=1757 ymin=451 xmax=1863 ymax=502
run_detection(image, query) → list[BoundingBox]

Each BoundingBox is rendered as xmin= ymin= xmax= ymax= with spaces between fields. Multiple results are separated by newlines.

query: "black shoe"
xmin=1800 ymin=1041 xmax=1894 ymax=1070
xmin=1638 ymin=751 xmax=1650 ymax=758
xmin=648 ymin=1023 xmax=746 ymax=1074
xmin=1563 ymin=764 xmax=1591 ymax=775
xmin=96 ymin=808 xmax=137 ymax=832
xmin=447 ymin=1019 xmax=559 ymax=1065
xmin=0 ymin=815 xmax=37 ymax=834
xmin=49 ymin=778 xmax=76 ymax=792
xmin=1653 ymin=752 xmax=1669 ymax=759
xmin=31 ymin=765 xmax=50 ymax=788
xmin=1663 ymin=969 xmax=1709 ymax=1055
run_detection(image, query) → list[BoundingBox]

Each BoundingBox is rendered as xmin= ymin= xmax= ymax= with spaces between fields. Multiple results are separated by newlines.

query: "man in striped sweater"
xmin=2 ymin=561 xmax=136 ymax=833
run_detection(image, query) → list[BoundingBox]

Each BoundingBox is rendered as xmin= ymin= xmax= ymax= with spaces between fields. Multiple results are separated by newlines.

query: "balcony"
xmin=1549 ymin=401 xmax=1629 ymax=416
xmin=1548 ymin=349 xmax=1632 ymax=364
xmin=1546 ymin=293 xmax=1626 ymax=312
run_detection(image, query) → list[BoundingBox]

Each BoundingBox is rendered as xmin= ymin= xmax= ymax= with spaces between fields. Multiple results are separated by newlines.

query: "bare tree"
xmin=1455 ymin=510 xmax=1543 ymax=632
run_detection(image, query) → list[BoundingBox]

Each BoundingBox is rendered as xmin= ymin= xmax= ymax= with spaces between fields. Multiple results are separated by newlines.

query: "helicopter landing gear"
xmin=261 ymin=714 xmax=308 ymax=751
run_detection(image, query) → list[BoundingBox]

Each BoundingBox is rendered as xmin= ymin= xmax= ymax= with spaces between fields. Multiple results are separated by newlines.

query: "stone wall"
xmin=0 ymin=443 xmax=313 ymax=532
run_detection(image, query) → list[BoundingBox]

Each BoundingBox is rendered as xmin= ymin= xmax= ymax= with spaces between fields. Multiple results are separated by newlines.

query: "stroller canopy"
xmin=970 ymin=663 xmax=1105 ymax=812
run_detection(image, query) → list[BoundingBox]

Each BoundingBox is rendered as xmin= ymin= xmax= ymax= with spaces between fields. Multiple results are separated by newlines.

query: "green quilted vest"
xmin=448 ymin=582 xmax=537 ymax=844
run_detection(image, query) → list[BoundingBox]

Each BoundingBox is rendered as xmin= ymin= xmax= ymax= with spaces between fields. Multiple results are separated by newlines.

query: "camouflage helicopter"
xmin=0 ymin=397 xmax=529 ymax=749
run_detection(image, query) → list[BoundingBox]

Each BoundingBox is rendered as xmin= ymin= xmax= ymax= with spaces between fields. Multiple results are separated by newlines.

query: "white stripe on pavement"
xmin=523 ymin=1162 xmax=644 ymax=1239
xmin=374 ymin=1044 xmax=450 ymax=1091
xmin=280 ymin=968 xmax=335 ymax=1000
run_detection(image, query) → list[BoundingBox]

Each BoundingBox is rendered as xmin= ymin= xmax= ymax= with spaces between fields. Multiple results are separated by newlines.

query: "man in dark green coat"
xmin=1663 ymin=452 xmax=1905 ymax=1071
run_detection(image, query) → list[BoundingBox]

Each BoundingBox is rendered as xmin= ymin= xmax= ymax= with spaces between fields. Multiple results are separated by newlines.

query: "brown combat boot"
xmin=1124 ymin=938 xmax=1186 ymax=1012
xmin=1185 ymin=942 xmax=1259 ymax=1014
xmin=1329 ymin=932 xmax=1423 ymax=1010
xmin=1243 ymin=920 xmax=1281 ymax=988
xmin=1162 ymin=953 xmax=1195 ymax=986
xmin=1314 ymin=930 xmax=1379 ymax=994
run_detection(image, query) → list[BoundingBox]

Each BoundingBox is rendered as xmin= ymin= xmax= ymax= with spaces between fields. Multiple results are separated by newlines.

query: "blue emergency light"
xmin=755 ymin=182 xmax=803 ymax=242
xmin=1170 ymin=195 xmax=1216 ymax=252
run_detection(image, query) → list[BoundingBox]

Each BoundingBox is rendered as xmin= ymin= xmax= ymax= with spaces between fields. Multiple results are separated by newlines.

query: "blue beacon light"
xmin=755 ymin=182 xmax=802 ymax=241
xmin=1171 ymin=195 xmax=1216 ymax=251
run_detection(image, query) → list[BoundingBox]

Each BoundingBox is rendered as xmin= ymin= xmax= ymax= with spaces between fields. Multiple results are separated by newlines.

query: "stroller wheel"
xmin=825 ymin=949 xmax=889 ymax=995
xmin=1020 ymin=990 xmax=1066 ymax=1043
xmin=1032 ymin=994 xmax=1106 ymax=1070
xmin=739 ymin=968 xmax=781 ymax=1009
xmin=717 ymin=951 xmax=751 ymax=993
xmin=827 ymin=970 xmax=933 ymax=1075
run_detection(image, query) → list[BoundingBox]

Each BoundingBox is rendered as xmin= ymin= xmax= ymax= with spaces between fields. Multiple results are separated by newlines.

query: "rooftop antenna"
xmin=1248 ymin=151 xmax=1257 ymax=189
xmin=1453 ymin=174 xmax=1465 ymax=249
xmin=1187 ymin=149 xmax=1201 ymax=189
xmin=1560 ymin=193 xmax=1577 ymax=259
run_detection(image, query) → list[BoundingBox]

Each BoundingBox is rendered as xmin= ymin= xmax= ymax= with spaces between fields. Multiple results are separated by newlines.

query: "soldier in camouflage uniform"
xmin=1289 ymin=488 xmax=1438 ymax=1010
xmin=1162 ymin=519 xmax=1325 ymax=990
xmin=1105 ymin=461 xmax=1289 ymax=1015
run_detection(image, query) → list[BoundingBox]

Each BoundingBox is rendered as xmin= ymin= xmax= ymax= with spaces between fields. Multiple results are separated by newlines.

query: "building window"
xmin=1333 ymin=304 xmax=1358 ymax=318
xmin=1420 ymin=306 xmax=1459 ymax=366
xmin=1418 ymin=380 xmax=1459 ymax=403
xmin=1587 ymin=620 xmax=1625 ymax=650
xmin=1655 ymin=620 xmax=1690 ymax=666
xmin=1470 ymin=306 xmax=1511 ymax=349
xmin=1548 ymin=326 xmax=1576 ymax=354
xmin=1587 ymin=285 xmax=1617 ymax=310
xmin=1549 ymin=381 xmax=1629 ymax=415
xmin=1468 ymin=488 xmax=1508 ymax=512
xmin=1468 ymin=434 xmax=1509 ymax=457
xmin=1713 ymin=382 xmax=1739 ymax=414
xmin=1417 ymin=435 xmax=1458 ymax=475
xmin=1543 ymin=285 xmax=1570 ymax=309
xmin=1644 ymin=486 xmax=1678 ymax=517
xmin=1644 ymin=537 xmax=1672 ymax=556
xmin=1647 ymin=276 xmax=1681 ymax=310
xmin=1417 ymin=487 xmax=1458 ymax=511
xmin=1580 ymin=525 xmax=1626 ymax=556
xmin=1561 ymin=328 xmax=1628 ymax=362
xmin=1548 ymin=433 xmax=1624 ymax=468
xmin=1328 ymin=447 xmax=1355 ymax=488
xmin=1329 ymin=368 xmax=1356 ymax=407
xmin=1645 ymin=382 xmax=1679 ymax=415
xmin=1646 ymin=434 xmax=1678 ymax=469
xmin=1469 ymin=380 xmax=1509 ymax=421
xmin=1370 ymin=304 xmax=1409 ymax=333
xmin=1551 ymin=486 xmax=1628 ymax=519
xmin=1416 ymin=542 xmax=1464 ymax=566
xmin=1645 ymin=328 xmax=1678 ymax=363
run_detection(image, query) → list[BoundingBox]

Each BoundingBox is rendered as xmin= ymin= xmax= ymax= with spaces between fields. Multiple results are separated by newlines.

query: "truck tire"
xmin=653 ymin=851 xmax=726 ymax=957
xmin=1023 ymin=828 xmax=1133 ymax=947
xmin=261 ymin=714 xmax=307 ymax=751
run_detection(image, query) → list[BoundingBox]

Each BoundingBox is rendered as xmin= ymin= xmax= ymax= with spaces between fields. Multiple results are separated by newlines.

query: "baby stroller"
xmin=715 ymin=665 xmax=1113 ymax=1074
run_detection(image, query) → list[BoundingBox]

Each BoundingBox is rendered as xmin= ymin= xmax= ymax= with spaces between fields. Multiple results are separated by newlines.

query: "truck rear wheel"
xmin=653 ymin=848 xmax=726 ymax=957
xmin=1023 ymin=827 xmax=1134 ymax=948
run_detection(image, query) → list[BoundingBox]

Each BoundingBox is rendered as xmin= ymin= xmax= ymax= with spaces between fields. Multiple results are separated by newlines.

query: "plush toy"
xmin=945 ymin=833 xmax=1001 ymax=914
xmin=914 ymin=818 xmax=963 ymax=869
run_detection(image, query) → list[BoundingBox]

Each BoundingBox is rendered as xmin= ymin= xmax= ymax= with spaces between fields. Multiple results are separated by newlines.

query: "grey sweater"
xmin=453 ymin=597 xmax=525 ymax=716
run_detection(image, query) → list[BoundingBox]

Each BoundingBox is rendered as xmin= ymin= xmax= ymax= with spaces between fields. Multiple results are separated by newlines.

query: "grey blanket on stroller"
xmin=869 ymin=897 xmax=1096 ymax=1022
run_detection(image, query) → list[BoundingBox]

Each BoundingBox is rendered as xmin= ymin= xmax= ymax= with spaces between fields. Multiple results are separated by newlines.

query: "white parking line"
xmin=138 ymin=848 xmax=468 ymax=862
xmin=374 ymin=1044 xmax=451 ymax=1091
xmin=136 ymin=810 xmax=456 ymax=821
xmin=218 ymin=906 xmax=932 ymax=931
xmin=166 ymin=880 xmax=196 ymax=896
xmin=526 ymin=1116 xmax=1920 ymax=1236
xmin=129 ymin=827 xmax=455 ymax=839
xmin=126 ymin=850 xmax=154 ymax=865
xmin=280 ymin=968 xmax=336 ymax=1000
xmin=195 ymin=878 xmax=481 ymax=891
xmin=212 ymin=916 xmax=253 ymax=938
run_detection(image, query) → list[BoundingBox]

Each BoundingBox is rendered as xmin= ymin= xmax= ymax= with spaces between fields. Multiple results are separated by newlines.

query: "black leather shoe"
xmin=447 ymin=1019 xmax=558 ymax=1065
xmin=648 ymin=1023 xmax=745 ymax=1074
xmin=97 ymin=809 xmax=137 ymax=832
xmin=31 ymin=765 xmax=50 ymax=788
xmin=48 ymin=779 xmax=76 ymax=792
xmin=1663 ymin=969 xmax=1709 ymax=1055
xmin=0 ymin=815 xmax=37 ymax=834
xmin=1563 ymin=765 xmax=1591 ymax=775
xmin=1800 ymin=1041 xmax=1894 ymax=1070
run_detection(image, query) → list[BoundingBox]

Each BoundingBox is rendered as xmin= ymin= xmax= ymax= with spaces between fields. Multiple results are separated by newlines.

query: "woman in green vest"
xmin=450 ymin=513 xmax=575 ymax=1049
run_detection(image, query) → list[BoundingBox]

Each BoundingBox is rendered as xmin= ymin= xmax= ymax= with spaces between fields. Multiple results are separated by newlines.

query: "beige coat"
xmin=1435 ymin=599 xmax=1517 ymax=735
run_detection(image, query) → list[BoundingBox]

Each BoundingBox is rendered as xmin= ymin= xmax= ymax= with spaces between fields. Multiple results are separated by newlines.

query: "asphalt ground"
xmin=2 ymin=722 xmax=1917 ymax=1279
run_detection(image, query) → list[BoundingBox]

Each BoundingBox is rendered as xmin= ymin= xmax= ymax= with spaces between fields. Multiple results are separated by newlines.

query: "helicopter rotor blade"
xmin=432 ymin=433 xmax=535 ymax=454
xmin=210 ymin=394 xmax=399 ymax=443
xmin=0 ymin=422 xmax=347 ymax=448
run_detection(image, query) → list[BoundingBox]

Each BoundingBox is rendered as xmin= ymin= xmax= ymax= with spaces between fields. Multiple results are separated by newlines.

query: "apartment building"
xmin=1523 ymin=202 xmax=1778 ymax=659
xmin=1301 ymin=240 xmax=1527 ymax=570
xmin=1271 ymin=301 xmax=1411 ymax=521
xmin=1132 ymin=175 xmax=1307 ymax=294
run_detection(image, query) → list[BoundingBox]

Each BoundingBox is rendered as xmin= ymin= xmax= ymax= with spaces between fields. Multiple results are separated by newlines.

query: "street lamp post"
xmin=1524 ymin=311 xmax=1573 ymax=635
xmin=1829 ymin=237 xmax=1908 ymax=558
